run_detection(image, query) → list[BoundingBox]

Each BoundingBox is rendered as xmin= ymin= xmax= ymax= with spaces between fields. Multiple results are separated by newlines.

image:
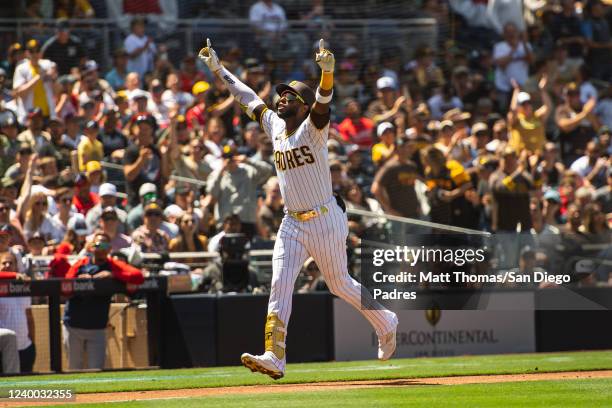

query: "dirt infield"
xmin=8 ymin=370 xmax=612 ymax=406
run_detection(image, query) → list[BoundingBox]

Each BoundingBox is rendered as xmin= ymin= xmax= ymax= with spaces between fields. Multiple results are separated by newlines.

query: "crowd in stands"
xmin=0 ymin=0 xmax=608 ymax=294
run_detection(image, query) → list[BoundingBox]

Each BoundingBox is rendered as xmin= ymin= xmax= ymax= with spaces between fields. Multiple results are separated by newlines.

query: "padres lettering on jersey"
xmin=261 ymin=109 xmax=332 ymax=211
xmin=274 ymin=146 xmax=315 ymax=171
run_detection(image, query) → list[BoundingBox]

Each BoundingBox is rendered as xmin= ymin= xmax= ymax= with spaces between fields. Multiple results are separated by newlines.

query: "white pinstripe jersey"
xmin=261 ymin=108 xmax=332 ymax=212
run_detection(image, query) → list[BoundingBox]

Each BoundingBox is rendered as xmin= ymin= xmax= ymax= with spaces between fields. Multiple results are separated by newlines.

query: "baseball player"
xmin=199 ymin=38 xmax=398 ymax=380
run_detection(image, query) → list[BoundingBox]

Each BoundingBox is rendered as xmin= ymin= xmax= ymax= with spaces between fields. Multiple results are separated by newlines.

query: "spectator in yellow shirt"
xmin=371 ymin=122 xmax=396 ymax=166
xmin=508 ymin=75 xmax=552 ymax=154
xmin=77 ymin=120 xmax=103 ymax=171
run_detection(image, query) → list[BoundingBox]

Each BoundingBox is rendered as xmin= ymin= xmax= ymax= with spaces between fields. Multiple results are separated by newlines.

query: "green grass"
xmin=0 ymin=350 xmax=611 ymax=394
xmin=49 ymin=378 xmax=612 ymax=407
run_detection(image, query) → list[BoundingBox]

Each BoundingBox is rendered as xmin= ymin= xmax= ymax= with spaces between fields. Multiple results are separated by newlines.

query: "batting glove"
xmin=198 ymin=38 xmax=222 ymax=73
xmin=315 ymin=39 xmax=335 ymax=73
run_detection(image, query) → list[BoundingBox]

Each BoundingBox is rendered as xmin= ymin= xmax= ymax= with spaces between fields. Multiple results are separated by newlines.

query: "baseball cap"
xmin=27 ymin=232 xmax=46 ymax=243
xmin=192 ymin=81 xmax=210 ymax=95
xmin=598 ymin=126 xmax=611 ymax=136
xmin=56 ymin=18 xmax=69 ymax=31
xmin=0 ymin=68 xmax=6 ymax=77
xmin=144 ymin=201 xmax=163 ymax=215
xmin=131 ymin=89 xmax=148 ymax=101
xmin=68 ymin=214 xmax=89 ymax=236
xmin=440 ymin=120 xmax=454 ymax=130
xmin=245 ymin=58 xmax=264 ymax=73
xmin=99 ymin=183 xmax=117 ymax=197
xmin=84 ymin=120 xmax=99 ymax=130
xmin=26 ymin=39 xmax=39 ymax=52
xmin=85 ymin=161 xmax=102 ymax=176
xmin=27 ymin=107 xmax=42 ymax=118
xmin=544 ymin=189 xmax=561 ymax=203
xmin=139 ymin=183 xmax=157 ymax=197
xmin=472 ymin=122 xmax=489 ymax=135
xmin=276 ymin=80 xmax=315 ymax=107
xmin=0 ymin=224 xmax=11 ymax=235
xmin=18 ymin=143 xmax=33 ymax=155
xmin=377 ymin=122 xmax=395 ymax=137
xmin=101 ymin=206 xmax=118 ymax=218
xmin=83 ymin=60 xmax=98 ymax=73
xmin=517 ymin=92 xmax=531 ymax=104
xmin=113 ymin=48 xmax=128 ymax=58
xmin=164 ymin=204 xmax=184 ymax=219
xmin=376 ymin=76 xmax=397 ymax=91
xmin=245 ymin=121 xmax=259 ymax=131
xmin=0 ymin=113 xmax=16 ymax=128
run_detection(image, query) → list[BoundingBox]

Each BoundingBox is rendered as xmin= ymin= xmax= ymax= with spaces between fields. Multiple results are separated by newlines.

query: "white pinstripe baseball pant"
xmin=267 ymin=198 xmax=397 ymax=370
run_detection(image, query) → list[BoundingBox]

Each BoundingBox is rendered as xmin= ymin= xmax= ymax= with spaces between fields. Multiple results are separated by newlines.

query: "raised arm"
xmin=198 ymin=38 xmax=267 ymax=123
xmin=310 ymin=39 xmax=334 ymax=129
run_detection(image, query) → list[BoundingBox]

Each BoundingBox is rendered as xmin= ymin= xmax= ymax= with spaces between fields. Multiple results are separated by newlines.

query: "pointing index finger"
xmin=319 ymin=38 xmax=325 ymax=52
xmin=207 ymin=38 xmax=212 ymax=48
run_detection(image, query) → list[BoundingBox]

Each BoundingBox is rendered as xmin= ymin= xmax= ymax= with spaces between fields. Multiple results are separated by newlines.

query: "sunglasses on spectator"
xmin=145 ymin=211 xmax=162 ymax=217
xmin=181 ymin=219 xmax=194 ymax=224
xmin=94 ymin=241 xmax=111 ymax=250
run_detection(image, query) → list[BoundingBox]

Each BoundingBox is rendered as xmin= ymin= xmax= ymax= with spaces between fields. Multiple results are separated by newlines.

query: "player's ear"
xmin=300 ymin=104 xmax=310 ymax=116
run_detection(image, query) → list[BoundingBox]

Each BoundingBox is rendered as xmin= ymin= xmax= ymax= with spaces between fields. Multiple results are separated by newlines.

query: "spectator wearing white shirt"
xmin=12 ymin=39 xmax=57 ymax=123
xmin=570 ymin=141 xmax=608 ymax=188
xmin=493 ymin=23 xmax=534 ymax=108
xmin=161 ymin=73 xmax=193 ymax=114
xmin=249 ymin=0 xmax=288 ymax=34
xmin=123 ymin=17 xmax=156 ymax=79
xmin=0 ymin=252 xmax=35 ymax=373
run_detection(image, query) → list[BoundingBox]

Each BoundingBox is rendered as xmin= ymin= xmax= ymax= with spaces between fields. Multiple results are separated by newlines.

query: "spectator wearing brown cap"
xmin=12 ymin=39 xmax=57 ymax=122
xmin=131 ymin=202 xmax=169 ymax=253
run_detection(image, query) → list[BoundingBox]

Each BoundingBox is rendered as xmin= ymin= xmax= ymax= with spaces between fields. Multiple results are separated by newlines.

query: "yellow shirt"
xmin=372 ymin=142 xmax=393 ymax=165
xmin=29 ymin=63 xmax=49 ymax=116
xmin=510 ymin=113 xmax=546 ymax=152
xmin=77 ymin=137 xmax=104 ymax=171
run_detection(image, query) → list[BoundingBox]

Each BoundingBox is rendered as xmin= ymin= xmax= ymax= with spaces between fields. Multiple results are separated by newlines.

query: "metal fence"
xmin=0 ymin=18 xmax=437 ymax=73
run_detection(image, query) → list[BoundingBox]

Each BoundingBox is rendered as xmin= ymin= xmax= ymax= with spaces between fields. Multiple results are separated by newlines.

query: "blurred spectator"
xmin=99 ymin=108 xmax=128 ymax=159
xmin=12 ymin=40 xmax=57 ymax=122
xmin=178 ymin=54 xmax=207 ymax=93
xmin=55 ymin=213 xmax=89 ymax=255
xmin=257 ymin=177 xmax=283 ymax=240
xmin=205 ymin=146 xmax=273 ymax=238
xmin=372 ymin=136 xmax=421 ymax=219
xmin=337 ymin=98 xmax=374 ymax=149
xmin=41 ymin=19 xmax=85 ymax=76
xmin=21 ymin=191 xmax=64 ymax=244
xmin=0 ymin=113 xmax=21 ymax=177
xmin=126 ymin=182 xmax=157 ymax=231
xmin=85 ymin=160 xmax=103 ymax=194
xmin=105 ymin=48 xmax=129 ymax=91
xmin=77 ymin=120 xmax=104 ymax=171
xmin=0 ymin=198 xmax=25 ymax=247
xmin=593 ymin=167 xmax=612 ymax=214
xmin=169 ymin=212 xmax=208 ymax=253
xmin=508 ymin=76 xmax=552 ymax=153
xmin=0 ymin=252 xmax=34 ymax=373
xmin=162 ymin=72 xmax=193 ymax=114
xmin=551 ymin=0 xmax=586 ymax=63
xmin=85 ymin=183 xmax=127 ymax=232
xmin=371 ymin=122 xmax=396 ymax=166
xmin=366 ymin=76 xmax=407 ymax=126
xmin=63 ymin=231 xmax=143 ymax=370
xmin=17 ymin=108 xmax=50 ymax=151
xmin=297 ymin=258 xmax=327 ymax=293
xmin=88 ymin=207 xmax=133 ymax=252
xmin=249 ymin=0 xmax=288 ymax=45
xmin=52 ymin=186 xmax=78 ymax=237
xmin=493 ymin=23 xmax=533 ymax=107
xmin=123 ymin=115 xmax=166 ymax=207
xmin=1 ymin=43 xmax=25 ymax=85
xmin=208 ymin=213 xmax=241 ymax=253
xmin=124 ymin=17 xmax=156 ymax=79
xmin=54 ymin=0 xmax=95 ymax=18
xmin=555 ymin=83 xmax=600 ymax=165
xmin=570 ymin=141 xmax=609 ymax=188
xmin=423 ymin=146 xmax=479 ymax=228
xmin=72 ymin=173 xmax=99 ymax=215
xmin=131 ymin=201 xmax=169 ymax=253
xmin=489 ymin=146 xmax=535 ymax=232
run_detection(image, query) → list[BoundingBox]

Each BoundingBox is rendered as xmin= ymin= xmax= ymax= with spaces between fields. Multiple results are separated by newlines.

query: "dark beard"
xmin=277 ymin=105 xmax=298 ymax=119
